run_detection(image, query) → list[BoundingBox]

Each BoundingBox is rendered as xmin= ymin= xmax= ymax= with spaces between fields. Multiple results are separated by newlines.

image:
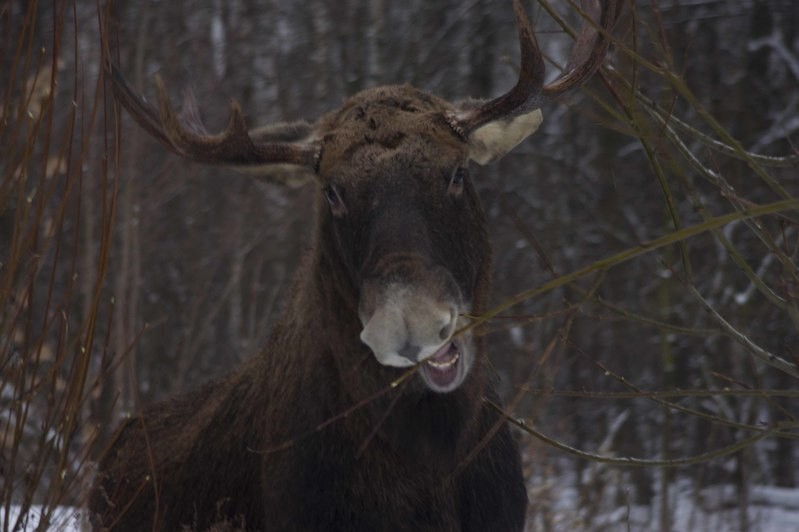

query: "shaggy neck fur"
xmin=279 ymin=199 xmax=493 ymax=470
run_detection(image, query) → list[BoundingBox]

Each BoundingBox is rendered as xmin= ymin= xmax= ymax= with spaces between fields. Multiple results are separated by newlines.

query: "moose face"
xmin=314 ymin=86 xmax=490 ymax=392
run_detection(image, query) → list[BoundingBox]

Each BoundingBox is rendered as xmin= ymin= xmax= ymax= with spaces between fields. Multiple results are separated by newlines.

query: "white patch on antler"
xmin=467 ymin=109 xmax=543 ymax=165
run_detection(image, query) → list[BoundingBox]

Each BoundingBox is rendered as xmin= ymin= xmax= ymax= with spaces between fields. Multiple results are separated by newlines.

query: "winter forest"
xmin=2 ymin=0 xmax=799 ymax=530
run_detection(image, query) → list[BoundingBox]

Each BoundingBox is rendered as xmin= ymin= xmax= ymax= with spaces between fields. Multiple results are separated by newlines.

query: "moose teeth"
xmin=426 ymin=351 xmax=460 ymax=369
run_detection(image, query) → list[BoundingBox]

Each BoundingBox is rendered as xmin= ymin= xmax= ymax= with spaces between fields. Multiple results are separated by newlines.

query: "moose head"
xmin=109 ymin=0 xmax=616 ymax=395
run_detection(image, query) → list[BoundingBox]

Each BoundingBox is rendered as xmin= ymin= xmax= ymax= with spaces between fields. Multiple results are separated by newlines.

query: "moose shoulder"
xmin=91 ymin=1 xmax=618 ymax=530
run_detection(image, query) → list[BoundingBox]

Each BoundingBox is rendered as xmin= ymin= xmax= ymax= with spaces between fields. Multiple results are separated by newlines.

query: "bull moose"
xmin=91 ymin=0 xmax=618 ymax=530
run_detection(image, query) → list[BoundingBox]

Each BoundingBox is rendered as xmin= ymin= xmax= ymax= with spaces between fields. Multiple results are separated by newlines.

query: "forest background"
xmin=2 ymin=0 xmax=799 ymax=530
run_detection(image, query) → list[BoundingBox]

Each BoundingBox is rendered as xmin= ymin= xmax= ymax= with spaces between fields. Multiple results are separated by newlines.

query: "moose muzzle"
xmin=358 ymin=260 xmax=473 ymax=393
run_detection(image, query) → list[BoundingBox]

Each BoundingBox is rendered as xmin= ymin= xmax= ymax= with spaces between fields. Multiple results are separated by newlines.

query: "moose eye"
xmin=448 ymin=167 xmax=468 ymax=196
xmin=324 ymin=184 xmax=347 ymax=217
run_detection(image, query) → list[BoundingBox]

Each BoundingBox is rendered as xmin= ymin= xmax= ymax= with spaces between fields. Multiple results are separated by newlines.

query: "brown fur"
xmin=92 ymin=0 xmax=621 ymax=525
xmin=90 ymin=84 xmax=528 ymax=531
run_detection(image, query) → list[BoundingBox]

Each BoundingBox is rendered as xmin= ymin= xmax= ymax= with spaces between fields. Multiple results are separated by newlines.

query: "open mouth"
xmin=420 ymin=341 xmax=462 ymax=392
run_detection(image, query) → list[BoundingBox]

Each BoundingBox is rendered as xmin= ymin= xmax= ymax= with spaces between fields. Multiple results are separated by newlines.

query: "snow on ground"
xmin=536 ymin=476 xmax=799 ymax=531
xmin=4 ymin=504 xmax=86 ymax=531
xmin=593 ymin=485 xmax=799 ymax=531
xmin=6 ymin=483 xmax=799 ymax=531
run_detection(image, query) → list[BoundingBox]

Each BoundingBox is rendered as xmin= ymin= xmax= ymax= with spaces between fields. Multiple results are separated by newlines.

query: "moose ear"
xmin=242 ymin=122 xmax=320 ymax=187
xmin=457 ymin=104 xmax=543 ymax=165
xmin=241 ymin=162 xmax=318 ymax=187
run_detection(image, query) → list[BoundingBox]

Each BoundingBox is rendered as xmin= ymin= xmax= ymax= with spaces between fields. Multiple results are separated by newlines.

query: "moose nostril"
xmin=399 ymin=343 xmax=417 ymax=361
xmin=439 ymin=314 xmax=457 ymax=341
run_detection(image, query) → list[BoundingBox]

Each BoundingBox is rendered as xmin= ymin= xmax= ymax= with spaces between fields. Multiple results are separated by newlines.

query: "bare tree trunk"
xmin=111 ymin=0 xmax=151 ymax=415
xmin=367 ymin=0 xmax=385 ymax=85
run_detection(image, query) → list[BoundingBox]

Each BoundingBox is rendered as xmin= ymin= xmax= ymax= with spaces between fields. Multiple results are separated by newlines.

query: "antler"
xmin=455 ymin=0 xmax=619 ymax=136
xmin=106 ymin=64 xmax=321 ymax=170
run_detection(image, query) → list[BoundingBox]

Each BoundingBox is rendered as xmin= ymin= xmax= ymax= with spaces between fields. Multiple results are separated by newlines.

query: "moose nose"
xmin=359 ymin=289 xmax=461 ymax=367
xmin=394 ymin=305 xmax=458 ymax=361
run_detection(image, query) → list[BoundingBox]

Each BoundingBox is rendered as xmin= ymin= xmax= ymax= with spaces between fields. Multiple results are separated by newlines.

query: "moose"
xmin=91 ymin=1 xmax=618 ymax=530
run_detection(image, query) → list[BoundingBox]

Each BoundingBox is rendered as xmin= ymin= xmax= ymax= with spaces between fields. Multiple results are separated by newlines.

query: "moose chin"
xmin=90 ymin=1 xmax=619 ymax=530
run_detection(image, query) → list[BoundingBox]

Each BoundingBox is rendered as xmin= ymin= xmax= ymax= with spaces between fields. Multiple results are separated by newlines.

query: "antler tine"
xmin=455 ymin=0 xmax=545 ymax=136
xmin=107 ymin=63 xmax=175 ymax=148
xmin=107 ymin=63 xmax=320 ymax=169
xmin=542 ymin=0 xmax=618 ymax=96
xmin=455 ymin=0 xmax=618 ymax=137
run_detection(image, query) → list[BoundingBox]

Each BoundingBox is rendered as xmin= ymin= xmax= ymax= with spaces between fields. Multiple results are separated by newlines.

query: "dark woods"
xmin=2 ymin=1 xmax=798 ymax=531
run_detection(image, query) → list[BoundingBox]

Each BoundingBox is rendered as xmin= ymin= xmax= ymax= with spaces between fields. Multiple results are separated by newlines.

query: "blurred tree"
xmin=2 ymin=0 xmax=798 ymax=529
